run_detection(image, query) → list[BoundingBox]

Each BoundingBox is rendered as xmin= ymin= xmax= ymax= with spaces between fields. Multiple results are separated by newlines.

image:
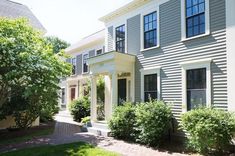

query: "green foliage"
xmin=181 ymin=108 xmax=235 ymax=154
xmin=81 ymin=116 xmax=91 ymax=124
xmin=45 ymin=36 xmax=70 ymax=54
xmin=0 ymin=18 xmax=71 ymax=128
xmin=69 ymin=96 xmax=90 ymax=122
xmin=97 ymin=76 xmax=105 ymax=120
xmin=109 ymin=102 xmax=137 ymax=141
xmin=135 ymin=100 xmax=172 ymax=146
xmin=40 ymin=106 xmax=59 ymax=122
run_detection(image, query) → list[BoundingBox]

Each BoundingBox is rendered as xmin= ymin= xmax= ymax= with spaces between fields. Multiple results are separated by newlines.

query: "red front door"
xmin=70 ymin=88 xmax=76 ymax=101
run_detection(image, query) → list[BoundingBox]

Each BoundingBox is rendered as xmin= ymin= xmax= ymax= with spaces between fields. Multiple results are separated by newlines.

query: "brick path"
xmin=0 ymin=111 xmax=189 ymax=156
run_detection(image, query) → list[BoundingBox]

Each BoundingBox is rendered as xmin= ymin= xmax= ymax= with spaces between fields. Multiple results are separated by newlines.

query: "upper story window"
xmin=71 ymin=57 xmax=76 ymax=75
xmin=186 ymin=0 xmax=205 ymax=38
xmin=115 ymin=25 xmax=125 ymax=53
xmin=144 ymin=11 xmax=157 ymax=49
xmin=96 ymin=49 xmax=102 ymax=55
xmin=83 ymin=54 xmax=89 ymax=73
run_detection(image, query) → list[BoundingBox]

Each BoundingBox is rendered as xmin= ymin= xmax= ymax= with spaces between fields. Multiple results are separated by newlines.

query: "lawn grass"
xmin=0 ymin=122 xmax=55 ymax=146
xmin=0 ymin=142 xmax=119 ymax=156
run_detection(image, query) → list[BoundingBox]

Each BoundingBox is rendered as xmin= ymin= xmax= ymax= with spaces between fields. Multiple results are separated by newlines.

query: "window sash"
xmin=185 ymin=0 xmax=205 ymax=38
xmin=186 ymin=68 xmax=207 ymax=110
xmin=116 ymin=25 xmax=125 ymax=53
xmin=83 ymin=54 xmax=88 ymax=73
xmin=144 ymin=11 xmax=157 ymax=49
xmin=144 ymin=74 xmax=157 ymax=102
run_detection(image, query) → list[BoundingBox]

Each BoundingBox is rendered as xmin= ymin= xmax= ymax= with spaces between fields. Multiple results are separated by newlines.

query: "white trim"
xmin=181 ymin=0 xmax=210 ymax=41
xmin=113 ymin=21 xmax=128 ymax=53
xmin=140 ymin=5 xmax=160 ymax=51
xmin=180 ymin=58 xmax=212 ymax=113
xmin=82 ymin=52 xmax=89 ymax=74
xmin=140 ymin=66 xmax=161 ymax=102
xmin=226 ymin=0 xmax=235 ymax=112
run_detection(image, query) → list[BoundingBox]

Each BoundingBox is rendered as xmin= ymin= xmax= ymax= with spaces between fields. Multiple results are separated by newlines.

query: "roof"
xmin=0 ymin=0 xmax=46 ymax=32
xmin=65 ymin=29 xmax=105 ymax=54
xmin=99 ymin=0 xmax=151 ymax=23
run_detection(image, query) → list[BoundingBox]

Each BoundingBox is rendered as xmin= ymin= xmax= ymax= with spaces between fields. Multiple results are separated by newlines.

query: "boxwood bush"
xmin=69 ymin=96 xmax=90 ymax=122
xmin=135 ymin=100 xmax=172 ymax=146
xmin=108 ymin=102 xmax=137 ymax=141
xmin=181 ymin=108 xmax=235 ymax=154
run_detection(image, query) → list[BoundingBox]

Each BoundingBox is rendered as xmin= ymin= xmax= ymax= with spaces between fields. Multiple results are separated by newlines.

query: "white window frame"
xmin=140 ymin=66 xmax=161 ymax=102
xmin=180 ymin=58 xmax=212 ymax=113
xmin=140 ymin=4 xmax=160 ymax=52
xmin=113 ymin=22 xmax=127 ymax=54
xmin=82 ymin=52 xmax=89 ymax=74
xmin=181 ymin=0 xmax=210 ymax=41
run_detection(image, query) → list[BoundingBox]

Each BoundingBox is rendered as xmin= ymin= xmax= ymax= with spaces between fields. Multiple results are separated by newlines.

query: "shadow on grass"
xmin=0 ymin=142 xmax=119 ymax=156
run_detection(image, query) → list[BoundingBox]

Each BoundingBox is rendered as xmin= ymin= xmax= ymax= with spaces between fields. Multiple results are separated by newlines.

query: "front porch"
xmin=87 ymin=51 xmax=136 ymax=122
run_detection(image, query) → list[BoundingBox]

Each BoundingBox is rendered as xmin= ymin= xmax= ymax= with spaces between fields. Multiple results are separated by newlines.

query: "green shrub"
xmin=180 ymin=108 xmax=235 ymax=154
xmin=135 ymin=100 xmax=172 ymax=146
xmin=81 ymin=116 xmax=91 ymax=124
xmin=109 ymin=102 xmax=137 ymax=141
xmin=40 ymin=106 xmax=59 ymax=122
xmin=69 ymin=96 xmax=90 ymax=122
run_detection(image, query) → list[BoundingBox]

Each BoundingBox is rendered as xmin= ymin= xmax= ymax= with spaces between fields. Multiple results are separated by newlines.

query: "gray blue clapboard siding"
xmin=76 ymin=54 xmax=83 ymax=75
xmin=89 ymin=50 xmax=96 ymax=57
xmin=111 ymin=0 xmax=227 ymax=118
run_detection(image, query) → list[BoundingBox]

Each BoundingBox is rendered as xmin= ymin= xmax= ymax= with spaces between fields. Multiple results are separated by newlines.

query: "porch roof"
xmin=87 ymin=51 xmax=136 ymax=75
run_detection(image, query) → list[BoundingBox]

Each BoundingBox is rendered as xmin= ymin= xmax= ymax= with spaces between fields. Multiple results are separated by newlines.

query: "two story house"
xmin=64 ymin=0 xmax=235 ymax=135
xmin=60 ymin=30 xmax=105 ymax=109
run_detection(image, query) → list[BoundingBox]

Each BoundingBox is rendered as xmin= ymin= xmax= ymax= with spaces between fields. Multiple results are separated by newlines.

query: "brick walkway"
xmin=0 ymin=111 xmax=189 ymax=156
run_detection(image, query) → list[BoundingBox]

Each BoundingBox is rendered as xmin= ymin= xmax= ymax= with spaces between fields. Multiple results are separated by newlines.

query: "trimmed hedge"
xmin=181 ymin=108 xmax=235 ymax=154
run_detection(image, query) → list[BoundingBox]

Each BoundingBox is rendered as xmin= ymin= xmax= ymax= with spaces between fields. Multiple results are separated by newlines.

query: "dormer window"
xmin=115 ymin=25 xmax=125 ymax=53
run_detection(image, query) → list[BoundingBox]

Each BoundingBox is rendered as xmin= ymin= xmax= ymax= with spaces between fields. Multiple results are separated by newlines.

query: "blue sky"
xmin=12 ymin=0 xmax=132 ymax=44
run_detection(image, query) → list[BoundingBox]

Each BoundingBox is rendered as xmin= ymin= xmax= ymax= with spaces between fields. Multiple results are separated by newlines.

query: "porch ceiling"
xmin=87 ymin=51 xmax=136 ymax=75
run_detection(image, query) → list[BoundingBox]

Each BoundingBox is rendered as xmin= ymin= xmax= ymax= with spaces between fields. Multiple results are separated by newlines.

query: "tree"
xmin=45 ymin=36 xmax=70 ymax=54
xmin=0 ymin=18 xmax=71 ymax=128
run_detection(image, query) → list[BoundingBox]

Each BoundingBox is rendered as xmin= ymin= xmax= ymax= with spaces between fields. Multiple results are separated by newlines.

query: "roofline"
xmin=99 ymin=0 xmax=150 ymax=23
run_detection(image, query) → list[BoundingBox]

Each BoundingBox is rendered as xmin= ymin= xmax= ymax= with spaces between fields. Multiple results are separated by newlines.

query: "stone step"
xmin=90 ymin=122 xmax=109 ymax=129
xmin=87 ymin=127 xmax=111 ymax=137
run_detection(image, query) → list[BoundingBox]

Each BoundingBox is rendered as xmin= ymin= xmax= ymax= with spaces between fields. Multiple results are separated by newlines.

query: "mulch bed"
xmin=0 ymin=121 xmax=55 ymax=141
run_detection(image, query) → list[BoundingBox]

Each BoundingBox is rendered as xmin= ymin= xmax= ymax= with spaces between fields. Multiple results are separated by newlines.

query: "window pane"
xmin=186 ymin=0 xmax=192 ymax=8
xmin=199 ymin=3 xmax=205 ymax=13
xmin=187 ymin=89 xmax=206 ymax=110
xmin=192 ymin=0 xmax=198 ymax=5
xmin=200 ymin=24 xmax=205 ymax=34
xmin=116 ymin=25 xmax=125 ymax=53
xmin=187 ymin=68 xmax=206 ymax=89
xmin=144 ymin=92 xmax=158 ymax=102
xmin=186 ymin=8 xmax=192 ymax=17
xmin=144 ymin=74 xmax=157 ymax=102
xmin=192 ymin=5 xmax=198 ymax=15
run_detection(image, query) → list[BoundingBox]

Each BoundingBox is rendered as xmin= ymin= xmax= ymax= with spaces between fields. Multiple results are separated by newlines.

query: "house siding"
xmin=89 ymin=49 xmax=96 ymax=57
xmin=76 ymin=54 xmax=83 ymax=75
xmin=107 ymin=26 xmax=114 ymax=52
xmin=131 ymin=0 xmax=227 ymax=119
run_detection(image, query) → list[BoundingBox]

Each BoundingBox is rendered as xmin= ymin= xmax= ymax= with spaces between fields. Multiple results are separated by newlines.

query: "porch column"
xmin=105 ymin=75 xmax=112 ymax=120
xmin=111 ymin=71 xmax=118 ymax=112
xmin=90 ymin=76 xmax=97 ymax=121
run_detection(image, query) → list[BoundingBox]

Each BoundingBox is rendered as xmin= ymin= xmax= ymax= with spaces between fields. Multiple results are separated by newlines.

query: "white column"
xmin=111 ymin=71 xmax=118 ymax=111
xmin=105 ymin=75 xmax=111 ymax=120
xmin=226 ymin=0 xmax=235 ymax=112
xmin=90 ymin=76 xmax=97 ymax=121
